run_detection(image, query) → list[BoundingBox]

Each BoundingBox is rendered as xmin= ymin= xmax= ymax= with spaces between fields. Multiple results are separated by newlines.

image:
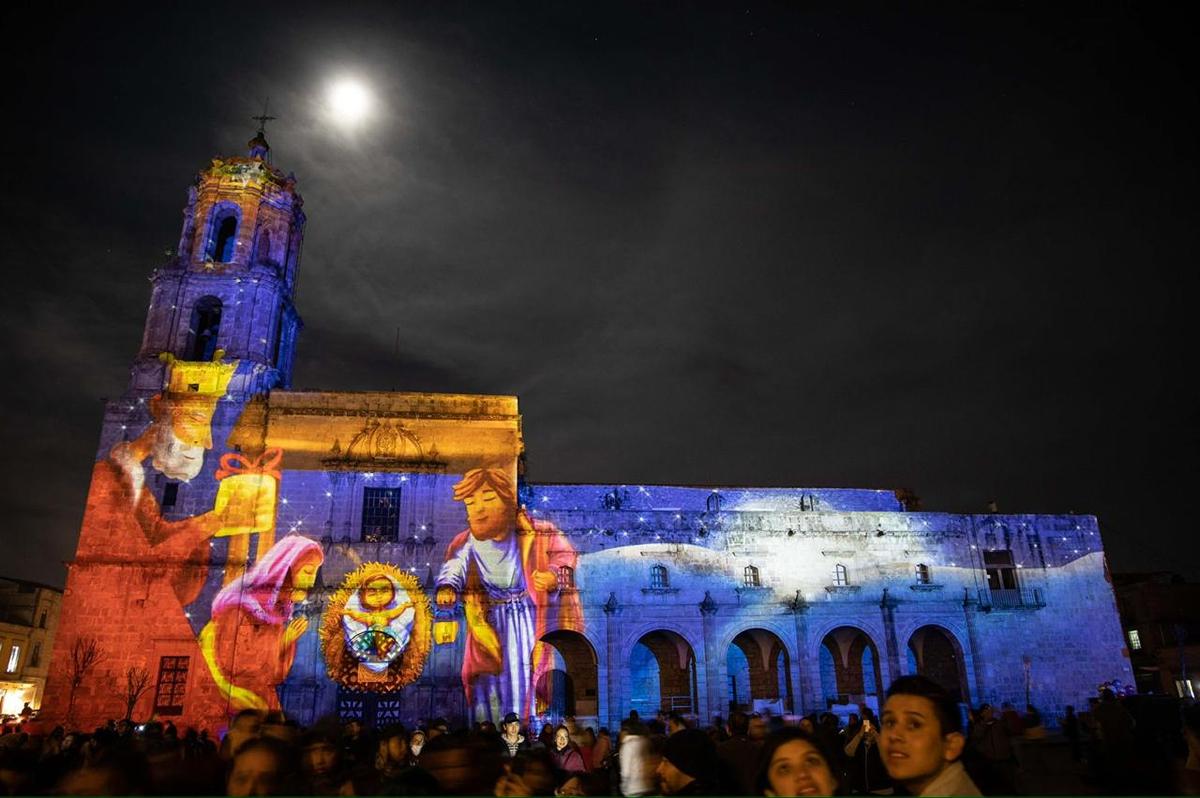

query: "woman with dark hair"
xmin=550 ymin=725 xmax=588 ymax=777
xmin=756 ymin=727 xmax=841 ymax=797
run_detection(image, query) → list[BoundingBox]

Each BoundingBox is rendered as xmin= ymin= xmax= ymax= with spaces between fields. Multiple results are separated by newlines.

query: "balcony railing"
xmin=978 ymin=586 xmax=1045 ymax=610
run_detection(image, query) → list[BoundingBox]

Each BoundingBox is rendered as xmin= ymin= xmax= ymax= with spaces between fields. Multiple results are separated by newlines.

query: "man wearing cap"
xmin=499 ymin=713 xmax=530 ymax=759
xmin=656 ymin=728 xmax=719 ymax=795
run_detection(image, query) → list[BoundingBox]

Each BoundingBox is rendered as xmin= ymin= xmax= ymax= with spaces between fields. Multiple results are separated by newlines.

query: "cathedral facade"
xmin=42 ymin=137 xmax=1132 ymax=732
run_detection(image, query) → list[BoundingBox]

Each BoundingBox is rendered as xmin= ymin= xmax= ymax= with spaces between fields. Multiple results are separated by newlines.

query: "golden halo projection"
xmin=320 ymin=563 xmax=432 ymax=691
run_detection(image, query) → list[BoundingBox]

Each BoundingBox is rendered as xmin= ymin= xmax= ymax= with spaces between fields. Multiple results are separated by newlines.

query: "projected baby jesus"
xmin=342 ymin=573 xmax=416 ymax=674
xmin=436 ymin=468 xmax=581 ymax=725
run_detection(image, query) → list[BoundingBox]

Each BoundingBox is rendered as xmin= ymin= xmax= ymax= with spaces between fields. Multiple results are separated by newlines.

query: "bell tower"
xmin=130 ymin=129 xmax=305 ymax=395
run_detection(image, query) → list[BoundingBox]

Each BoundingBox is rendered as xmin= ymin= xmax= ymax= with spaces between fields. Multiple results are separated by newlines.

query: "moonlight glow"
xmin=327 ymin=79 xmax=371 ymax=126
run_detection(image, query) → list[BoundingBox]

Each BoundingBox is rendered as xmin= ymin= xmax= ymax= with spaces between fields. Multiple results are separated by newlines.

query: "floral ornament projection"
xmin=319 ymin=563 xmax=432 ymax=691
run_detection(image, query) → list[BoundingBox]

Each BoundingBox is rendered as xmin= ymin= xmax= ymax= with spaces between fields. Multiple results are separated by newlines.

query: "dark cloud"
xmin=2 ymin=1 xmax=1196 ymax=586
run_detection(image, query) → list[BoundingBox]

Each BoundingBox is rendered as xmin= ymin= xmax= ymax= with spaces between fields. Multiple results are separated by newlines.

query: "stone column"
xmin=879 ymin=589 xmax=902 ymax=686
xmin=788 ymin=591 xmax=816 ymax=713
xmin=699 ymin=591 xmax=719 ymax=722
xmin=603 ymin=592 xmax=621 ymax=730
xmin=962 ymin=588 xmax=986 ymax=702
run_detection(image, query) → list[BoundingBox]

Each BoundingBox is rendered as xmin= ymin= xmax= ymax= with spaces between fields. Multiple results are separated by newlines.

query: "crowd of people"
xmin=2 ymin=675 xmax=1199 ymax=796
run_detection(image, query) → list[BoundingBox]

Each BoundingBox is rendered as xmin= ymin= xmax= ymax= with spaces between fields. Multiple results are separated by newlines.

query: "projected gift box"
xmin=214 ymin=448 xmax=283 ymax=584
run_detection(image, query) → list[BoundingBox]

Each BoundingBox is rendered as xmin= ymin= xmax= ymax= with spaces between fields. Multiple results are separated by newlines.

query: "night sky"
xmin=2 ymin=2 xmax=1196 ymax=588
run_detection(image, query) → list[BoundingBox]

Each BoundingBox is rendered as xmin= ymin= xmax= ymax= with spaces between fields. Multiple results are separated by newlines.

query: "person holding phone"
xmin=843 ymin=708 xmax=891 ymax=794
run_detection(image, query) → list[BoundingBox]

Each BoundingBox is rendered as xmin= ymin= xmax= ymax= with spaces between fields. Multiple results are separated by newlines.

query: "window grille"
xmin=153 ymin=656 xmax=190 ymax=716
xmin=362 ymin=487 xmax=402 ymax=542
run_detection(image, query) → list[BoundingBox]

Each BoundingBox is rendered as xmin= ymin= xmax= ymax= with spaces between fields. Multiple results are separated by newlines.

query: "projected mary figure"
xmin=435 ymin=468 xmax=580 ymax=725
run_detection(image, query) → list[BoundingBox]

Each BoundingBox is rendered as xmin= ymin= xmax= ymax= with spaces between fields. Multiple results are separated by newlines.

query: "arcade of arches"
xmin=907 ymin=625 xmax=969 ymax=703
xmin=537 ymin=624 xmax=970 ymax=724
xmin=628 ymin=630 xmax=698 ymax=718
xmin=537 ymin=630 xmax=598 ymax=721
xmin=727 ymin=628 xmax=794 ymax=713
xmin=819 ymin=627 xmax=883 ymax=708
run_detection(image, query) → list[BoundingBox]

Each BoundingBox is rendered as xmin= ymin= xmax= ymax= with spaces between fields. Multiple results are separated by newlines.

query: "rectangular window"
xmin=153 ymin=656 xmax=190 ymax=716
xmin=915 ymin=564 xmax=931 ymax=584
xmin=38 ymin=611 xmax=47 ymax=629
xmin=984 ymin=550 xmax=1019 ymax=590
xmin=162 ymin=482 xmax=179 ymax=508
xmin=30 ymin=643 xmax=41 ymax=668
xmin=1127 ymin=629 xmax=1142 ymax=650
xmin=6 ymin=645 xmax=20 ymax=673
xmin=361 ymin=487 xmax=402 ymax=542
xmin=833 ymin=564 xmax=849 ymax=586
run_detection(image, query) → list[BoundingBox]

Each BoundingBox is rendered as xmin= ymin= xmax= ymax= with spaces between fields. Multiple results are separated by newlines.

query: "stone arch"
xmin=628 ymin=629 xmax=699 ymax=718
xmin=817 ymin=625 xmax=883 ymax=709
xmin=906 ymin=624 xmax=969 ymax=703
xmin=727 ymin=627 xmax=794 ymax=713
xmin=187 ymin=295 xmax=223 ymax=361
xmin=206 ymin=203 xmax=241 ymax=263
xmin=537 ymin=629 xmax=599 ymax=724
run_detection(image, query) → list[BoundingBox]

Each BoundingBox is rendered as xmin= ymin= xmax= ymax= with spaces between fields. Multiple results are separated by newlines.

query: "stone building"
xmin=1113 ymin=572 xmax=1200 ymax=698
xmin=41 ymin=136 xmax=1132 ymax=732
xmin=0 ymin=577 xmax=62 ymax=719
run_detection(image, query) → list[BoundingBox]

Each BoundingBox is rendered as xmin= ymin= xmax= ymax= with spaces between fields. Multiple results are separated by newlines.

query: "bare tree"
xmin=65 ymin=636 xmax=106 ymax=728
xmin=122 ymin=666 xmax=152 ymax=721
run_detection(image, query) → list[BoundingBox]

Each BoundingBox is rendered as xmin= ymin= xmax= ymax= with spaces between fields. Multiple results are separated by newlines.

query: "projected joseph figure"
xmin=436 ymin=468 xmax=580 ymax=725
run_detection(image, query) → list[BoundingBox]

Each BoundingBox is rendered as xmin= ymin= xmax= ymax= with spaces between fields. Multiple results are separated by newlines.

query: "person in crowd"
xmin=300 ymin=724 xmax=350 ymax=795
xmin=619 ymin=719 xmax=656 ymax=797
xmin=499 ymin=713 xmax=530 ymax=759
xmin=755 ymin=726 xmax=841 ymax=797
xmin=656 ymin=727 xmax=719 ymax=795
xmin=967 ymin=703 xmax=1015 ymax=795
xmin=999 ymin=702 xmax=1023 ymax=737
xmin=590 ymin=727 xmax=613 ymax=772
xmin=371 ymin=725 xmax=438 ymax=796
xmin=57 ymin=745 xmax=151 ymax=796
xmin=422 ymin=733 xmax=503 ymax=795
xmin=718 ymin=710 xmax=762 ymax=795
xmin=814 ymin=714 xmax=844 ymax=775
xmin=748 ymin=714 xmax=769 ymax=744
xmin=878 ymin=675 xmax=980 ymax=797
xmin=221 ymin=709 xmax=264 ymax=762
xmin=427 ymin=718 xmax=450 ymax=741
xmin=227 ymin=736 xmax=295 ymax=796
xmin=1022 ymin=704 xmax=1045 ymax=739
xmin=495 ymin=748 xmax=557 ymax=796
xmin=667 ymin=712 xmax=688 ymax=736
xmin=577 ymin=728 xmax=596 ymax=769
xmin=1181 ymin=702 xmax=1200 ymax=796
xmin=842 ymin=707 xmax=889 ymax=794
xmin=1061 ymin=705 xmax=1081 ymax=761
xmin=408 ymin=728 xmax=427 ymax=765
xmin=550 ymin=724 xmax=588 ymax=777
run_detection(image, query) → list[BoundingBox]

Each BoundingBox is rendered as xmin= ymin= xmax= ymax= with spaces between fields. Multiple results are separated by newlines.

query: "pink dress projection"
xmin=207 ymin=535 xmax=324 ymax=714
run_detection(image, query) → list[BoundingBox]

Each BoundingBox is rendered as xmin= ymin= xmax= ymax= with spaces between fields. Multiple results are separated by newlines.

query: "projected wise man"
xmin=76 ymin=352 xmax=239 ymax=607
xmin=436 ymin=468 xmax=581 ymax=725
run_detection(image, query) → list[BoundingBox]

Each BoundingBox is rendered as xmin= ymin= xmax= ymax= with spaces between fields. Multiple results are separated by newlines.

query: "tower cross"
xmin=252 ymin=98 xmax=277 ymax=135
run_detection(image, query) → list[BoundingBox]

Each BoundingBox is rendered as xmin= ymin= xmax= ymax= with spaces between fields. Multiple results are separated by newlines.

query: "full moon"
xmin=327 ymin=79 xmax=371 ymax=126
